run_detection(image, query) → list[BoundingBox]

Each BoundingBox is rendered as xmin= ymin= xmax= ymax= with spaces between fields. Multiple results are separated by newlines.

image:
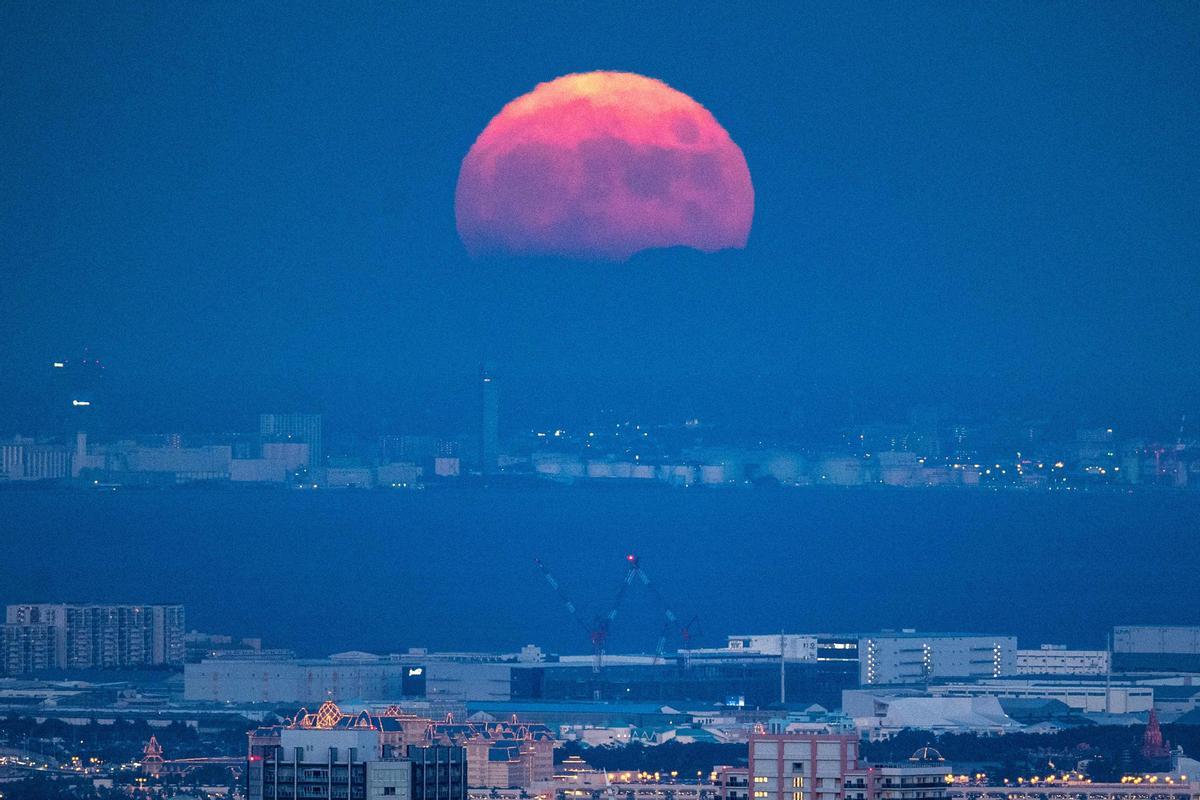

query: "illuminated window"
xmin=793 ymin=778 xmax=804 ymax=788
xmin=793 ymin=793 xmax=802 ymax=800
xmin=755 ymin=777 xmax=769 ymax=784
xmin=754 ymin=792 xmax=768 ymax=798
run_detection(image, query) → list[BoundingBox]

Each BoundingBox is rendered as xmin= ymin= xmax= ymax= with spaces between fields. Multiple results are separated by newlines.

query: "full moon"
xmin=455 ymin=71 xmax=754 ymax=262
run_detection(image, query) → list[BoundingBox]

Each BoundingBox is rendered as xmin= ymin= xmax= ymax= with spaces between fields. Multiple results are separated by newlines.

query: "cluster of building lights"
xmin=1119 ymin=775 xmax=1189 ymax=785
xmin=945 ymin=773 xmax=990 ymax=784
xmin=586 ymin=770 xmax=706 ymax=783
xmin=978 ymin=771 xmax=1196 ymax=786
xmin=0 ymin=753 xmax=104 ymax=775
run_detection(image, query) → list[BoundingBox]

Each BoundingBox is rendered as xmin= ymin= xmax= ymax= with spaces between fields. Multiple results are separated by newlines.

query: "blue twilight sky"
xmin=1 ymin=2 xmax=1198 ymax=437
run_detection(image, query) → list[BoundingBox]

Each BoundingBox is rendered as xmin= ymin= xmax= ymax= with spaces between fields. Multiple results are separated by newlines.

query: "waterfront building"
xmin=259 ymin=413 xmax=323 ymax=469
xmin=0 ymin=437 xmax=72 ymax=481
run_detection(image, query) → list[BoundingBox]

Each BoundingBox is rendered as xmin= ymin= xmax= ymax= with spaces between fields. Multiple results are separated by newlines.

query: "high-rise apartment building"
xmin=5 ymin=603 xmax=185 ymax=669
xmin=0 ymin=623 xmax=57 ymax=675
xmin=259 ymin=413 xmax=323 ymax=469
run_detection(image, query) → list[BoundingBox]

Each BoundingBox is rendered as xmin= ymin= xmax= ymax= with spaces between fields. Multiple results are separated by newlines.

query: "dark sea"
xmin=2 ymin=485 xmax=1196 ymax=657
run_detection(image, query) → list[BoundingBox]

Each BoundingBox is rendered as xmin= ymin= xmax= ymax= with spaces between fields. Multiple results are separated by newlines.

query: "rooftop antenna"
xmin=1105 ymin=629 xmax=1113 ymax=714
xmin=780 ymin=629 xmax=787 ymax=705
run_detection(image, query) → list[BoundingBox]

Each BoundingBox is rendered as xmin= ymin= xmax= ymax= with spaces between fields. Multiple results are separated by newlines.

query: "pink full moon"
xmin=455 ymin=71 xmax=754 ymax=262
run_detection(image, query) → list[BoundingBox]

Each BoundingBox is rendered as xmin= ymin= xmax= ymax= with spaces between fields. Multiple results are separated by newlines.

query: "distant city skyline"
xmin=5 ymin=348 xmax=1200 ymax=442
xmin=6 ymin=342 xmax=1200 ymax=490
xmin=3 ymin=5 xmax=1198 ymax=440
xmin=1 ymin=4 xmax=1198 ymax=799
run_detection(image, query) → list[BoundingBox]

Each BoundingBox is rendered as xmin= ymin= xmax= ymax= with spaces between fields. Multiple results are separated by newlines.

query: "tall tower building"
xmin=479 ymin=363 xmax=499 ymax=475
xmin=259 ymin=413 xmax=323 ymax=469
xmin=48 ymin=353 xmax=106 ymax=440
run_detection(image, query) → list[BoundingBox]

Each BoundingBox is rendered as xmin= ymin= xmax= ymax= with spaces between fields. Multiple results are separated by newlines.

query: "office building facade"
xmin=860 ymin=632 xmax=1017 ymax=685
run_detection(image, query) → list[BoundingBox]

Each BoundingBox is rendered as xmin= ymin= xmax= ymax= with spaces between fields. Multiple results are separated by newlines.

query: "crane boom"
xmin=534 ymin=553 xmax=697 ymax=673
xmin=534 ymin=558 xmax=592 ymax=635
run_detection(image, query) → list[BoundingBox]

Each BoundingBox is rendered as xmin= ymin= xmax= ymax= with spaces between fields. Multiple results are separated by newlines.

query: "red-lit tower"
xmin=1141 ymin=709 xmax=1170 ymax=760
xmin=142 ymin=735 xmax=164 ymax=776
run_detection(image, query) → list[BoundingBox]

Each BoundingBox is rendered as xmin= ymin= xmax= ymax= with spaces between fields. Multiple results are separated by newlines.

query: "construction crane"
xmin=534 ymin=556 xmax=630 ymax=673
xmin=534 ymin=553 xmax=694 ymax=673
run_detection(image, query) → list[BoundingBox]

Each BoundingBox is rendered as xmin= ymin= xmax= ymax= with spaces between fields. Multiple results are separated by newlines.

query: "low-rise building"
xmin=186 ymin=653 xmax=512 ymax=704
xmin=1016 ymin=645 xmax=1109 ymax=676
xmin=843 ymin=691 xmax=1020 ymax=739
xmin=1153 ymin=685 xmax=1200 ymax=720
xmin=926 ymin=679 xmax=1153 ymax=714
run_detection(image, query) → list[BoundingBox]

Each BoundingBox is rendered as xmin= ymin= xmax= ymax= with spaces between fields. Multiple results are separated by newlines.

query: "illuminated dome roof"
xmin=910 ymin=746 xmax=945 ymax=763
